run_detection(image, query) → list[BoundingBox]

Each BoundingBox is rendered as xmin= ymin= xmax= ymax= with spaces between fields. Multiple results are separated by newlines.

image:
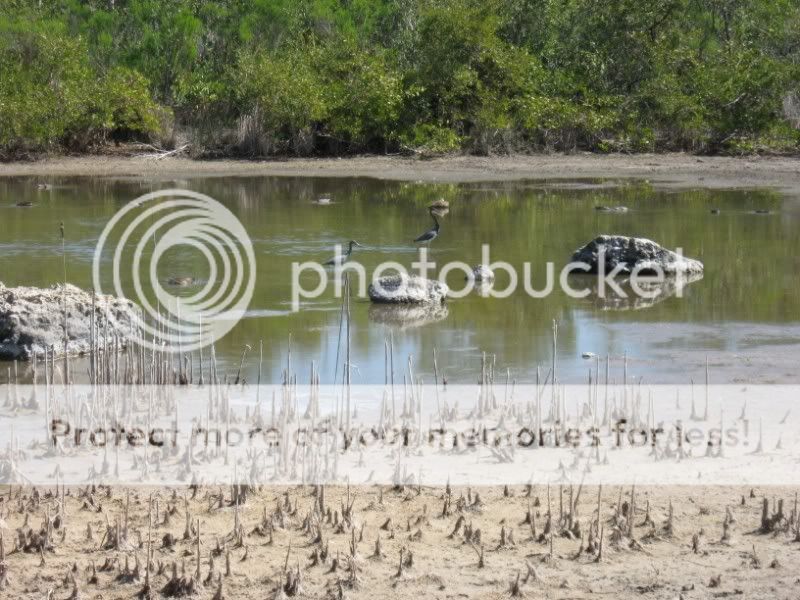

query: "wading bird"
xmin=324 ymin=240 xmax=363 ymax=266
xmin=414 ymin=208 xmax=440 ymax=245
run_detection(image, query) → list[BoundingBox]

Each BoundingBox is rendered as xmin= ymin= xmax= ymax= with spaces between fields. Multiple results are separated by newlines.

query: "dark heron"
xmin=324 ymin=240 xmax=363 ymax=266
xmin=414 ymin=208 xmax=440 ymax=245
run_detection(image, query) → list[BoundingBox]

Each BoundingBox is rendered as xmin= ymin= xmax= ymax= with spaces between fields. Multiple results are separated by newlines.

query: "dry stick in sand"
xmin=212 ymin=578 xmax=225 ymax=600
xmin=544 ymin=484 xmax=552 ymax=536
xmin=333 ymin=276 xmax=347 ymax=387
xmin=468 ymin=543 xmax=484 ymax=569
xmin=433 ymin=347 xmax=441 ymax=419
xmin=509 ymin=571 xmax=523 ymax=597
xmin=592 ymin=485 xmax=602 ymax=551
xmin=551 ymin=319 xmax=558 ymax=418
xmin=195 ymin=519 xmax=202 ymax=585
xmin=628 ymin=483 xmax=636 ymax=539
xmin=345 ymin=275 xmax=352 ymax=429
xmin=59 ymin=221 xmax=70 ymax=383
xmin=139 ymin=500 xmax=153 ymax=599
xmin=282 ymin=538 xmax=292 ymax=580
xmin=390 ymin=331 xmax=396 ymax=423
xmin=234 ymin=344 xmax=251 ymax=385
xmin=594 ymin=524 xmax=604 ymax=562
xmin=528 ymin=503 xmax=537 ymax=539
xmin=793 ymin=494 xmax=800 ymax=542
xmin=0 ymin=533 xmax=9 ymax=590
xmin=256 ymin=339 xmax=263 ymax=402
xmin=395 ymin=547 xmax=405 ymax=577
xmin=68 ymin=573 xmax=80 ymax=600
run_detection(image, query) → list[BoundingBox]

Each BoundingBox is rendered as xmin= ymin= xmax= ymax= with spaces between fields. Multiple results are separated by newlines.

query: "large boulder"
xmin=571 ymin=235 xmax=703 ymax=275
xmin=0 ymin=283 xmax=140 ymax=360
xmin=368 ymin=275 xmax=448 ymax=304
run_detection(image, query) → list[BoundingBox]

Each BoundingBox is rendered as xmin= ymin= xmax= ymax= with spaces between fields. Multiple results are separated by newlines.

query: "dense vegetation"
xmin=1 ymin=0 xmax=799 ymax=158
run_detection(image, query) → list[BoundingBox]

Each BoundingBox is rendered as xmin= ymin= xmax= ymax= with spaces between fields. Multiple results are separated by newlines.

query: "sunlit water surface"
xmin=2 ymin=175 xmax=799 ymax=385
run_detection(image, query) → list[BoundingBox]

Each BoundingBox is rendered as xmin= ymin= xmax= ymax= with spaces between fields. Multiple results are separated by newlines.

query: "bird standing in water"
xmin=324 ymin=240 xmax=363 ymax=266
xmin=414 ymin=208 xmax=441 ymax=245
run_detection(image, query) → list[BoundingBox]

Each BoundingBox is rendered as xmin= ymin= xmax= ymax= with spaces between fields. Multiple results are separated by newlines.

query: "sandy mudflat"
xmin=1 ymin=483 xmax=799 ymax=600
xmin=2 ymin=153 xmax=800 ymax=194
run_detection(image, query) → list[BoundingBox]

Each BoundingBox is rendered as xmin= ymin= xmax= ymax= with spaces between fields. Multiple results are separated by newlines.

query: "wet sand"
xmin=2 ymin=153 xmax=800 ymax=196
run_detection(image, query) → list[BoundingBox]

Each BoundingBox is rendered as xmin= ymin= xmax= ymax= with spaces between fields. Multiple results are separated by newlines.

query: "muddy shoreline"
xmin=3 ymin=153 xmax=800 ymax=195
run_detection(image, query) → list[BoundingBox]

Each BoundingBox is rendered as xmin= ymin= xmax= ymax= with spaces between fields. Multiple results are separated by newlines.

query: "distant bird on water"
xmin=414 ymin=208 xmax=440 ymax=245
xmin=167 ymin=276 xmax=196 ymax=286
xmin=324 ymin=240 xmax=363 ymax=266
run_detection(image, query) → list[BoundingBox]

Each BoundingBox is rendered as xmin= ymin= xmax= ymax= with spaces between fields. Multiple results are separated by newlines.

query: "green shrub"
xmin=0 ymin=14 xmax=166 ymax=155
xmin=322 ymin=43 xmax=406 ymax=150
xmin=235 ymin=48 xmax=329 ymax=155
xmin=399 ymin=124 xmax=463 ymax=154
xmin=2 ymin=0 xmax=800 ymax=157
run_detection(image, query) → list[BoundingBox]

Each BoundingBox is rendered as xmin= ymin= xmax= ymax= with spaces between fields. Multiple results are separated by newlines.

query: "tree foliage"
xmin=1 ymin=0 xmax=799 ymax=157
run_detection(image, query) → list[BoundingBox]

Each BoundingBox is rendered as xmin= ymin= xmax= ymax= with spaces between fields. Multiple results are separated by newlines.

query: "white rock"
xmin=571 ymin=235 xmax=703 ymax=275
xmin=368 ymin=275 xmax=448 ymax=304
xmin=0 ymin=283 xmax=140 ymax=360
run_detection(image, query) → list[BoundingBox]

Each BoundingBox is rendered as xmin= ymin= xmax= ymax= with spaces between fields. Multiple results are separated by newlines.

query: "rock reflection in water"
xmin=368 ymin=303 xmax=449 ymax=329
xmin=581 ymin=272 xmax=703 ymax=310
xmin=473 ymin=281 xmax=494 ymax=297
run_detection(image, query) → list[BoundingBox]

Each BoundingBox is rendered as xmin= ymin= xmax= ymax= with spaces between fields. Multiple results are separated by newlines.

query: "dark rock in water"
xmin=368 ymin=275 xmax=448 ymax=304
xmin=0 ymin=283 xmax=140 ymax=360
xmin=368 ymin=303 xmax=449 ymax=329
xmin=571 ymin=235 xmax=703 ymax=275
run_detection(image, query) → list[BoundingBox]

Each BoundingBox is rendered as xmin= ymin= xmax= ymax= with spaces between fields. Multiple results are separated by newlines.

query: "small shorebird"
xmin=324 ymin=240 xmax=363 ymax=266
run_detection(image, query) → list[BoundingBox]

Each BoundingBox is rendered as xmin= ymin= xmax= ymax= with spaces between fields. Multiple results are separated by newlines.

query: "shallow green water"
xmin=1 ymin=175 xmax=799 ymax=384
